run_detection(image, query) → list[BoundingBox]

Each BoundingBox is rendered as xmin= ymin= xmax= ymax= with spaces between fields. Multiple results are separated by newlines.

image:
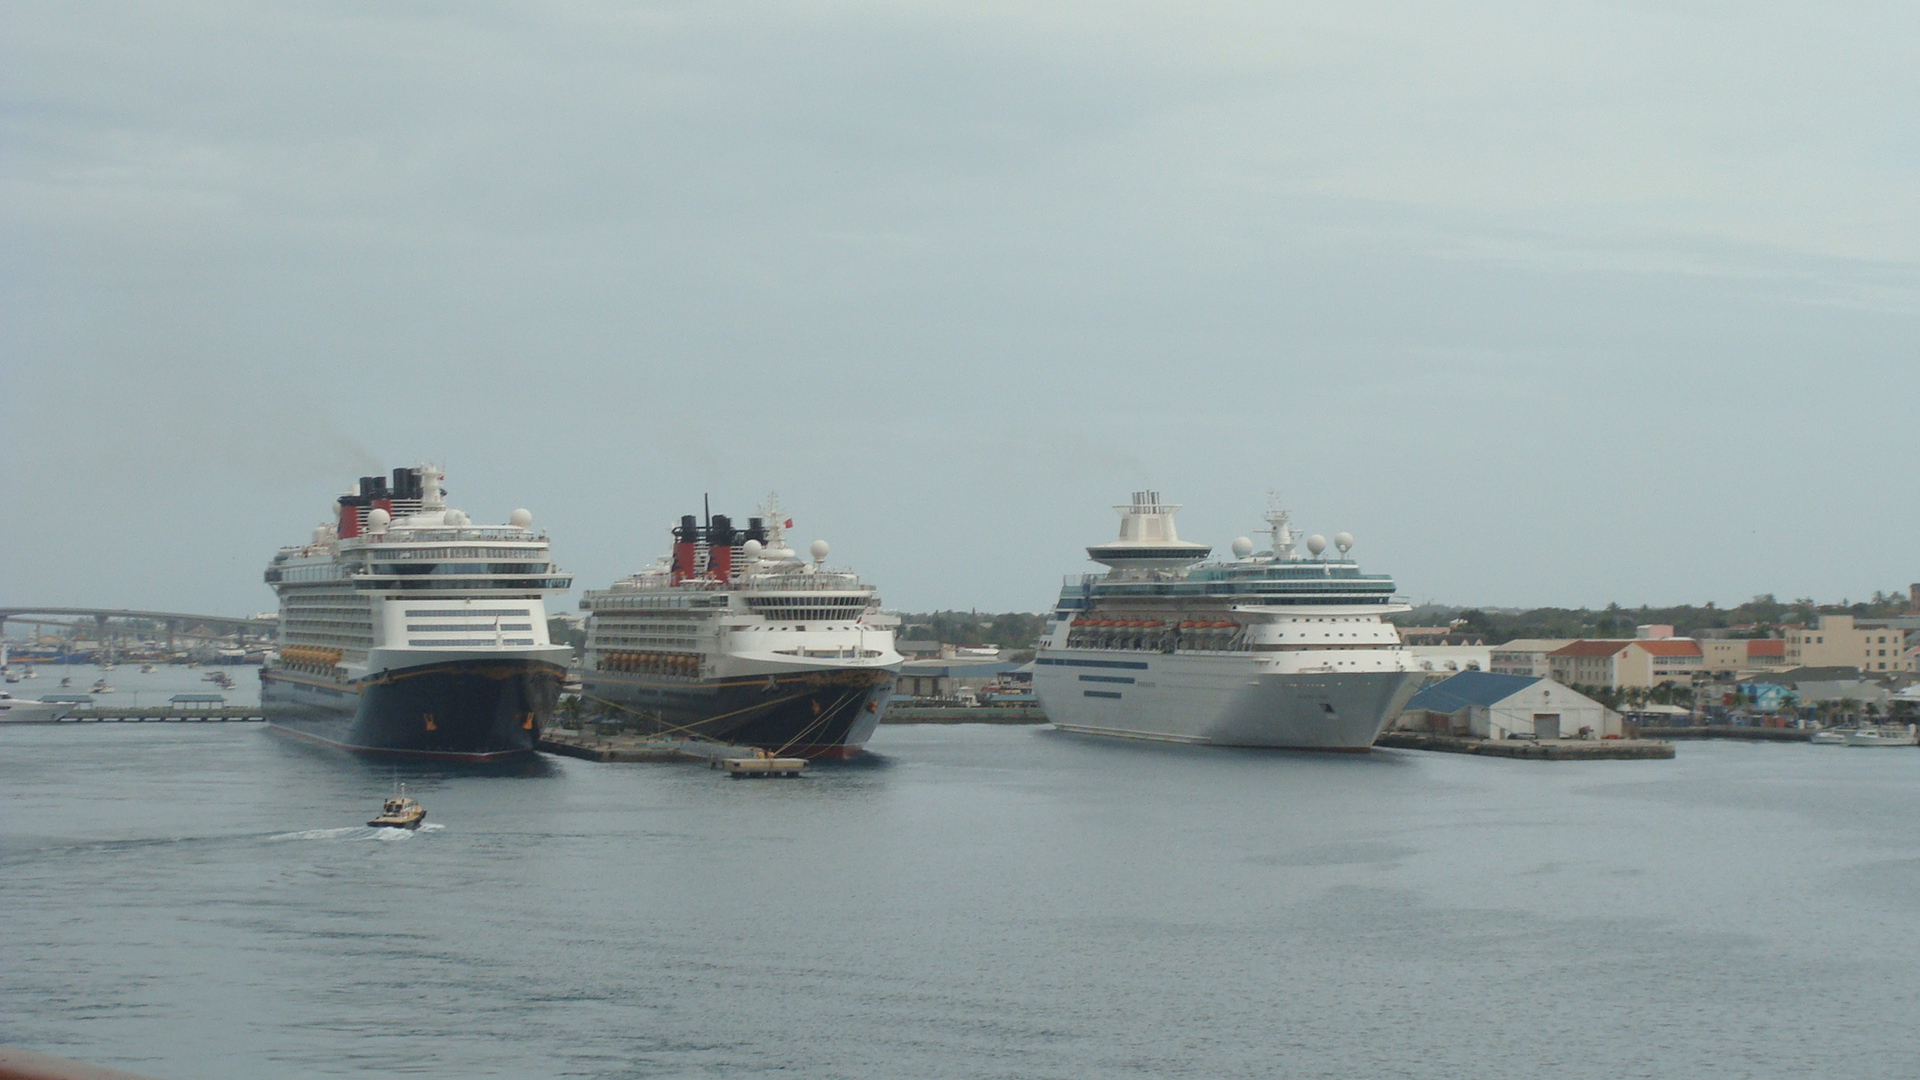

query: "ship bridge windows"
xmin=743 ymin=596 xmax=868 ymax=621
xmin=369 ymin=546 xmax=548 ymax=560
xmin=360 ymin=578 xmax=572 ymax=591
xmin=370 ymin=562 xmax=553 ymax=576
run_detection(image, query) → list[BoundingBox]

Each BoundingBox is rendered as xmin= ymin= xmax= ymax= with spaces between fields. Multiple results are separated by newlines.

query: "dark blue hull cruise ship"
xmin=261 ymin=464 xmax=572 ymax=761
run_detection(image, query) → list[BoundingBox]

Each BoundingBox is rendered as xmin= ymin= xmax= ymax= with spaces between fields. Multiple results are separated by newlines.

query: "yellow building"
xmin=1786 ymin=615 xmax=1913 ymax=674
xmin=1700 ymin=638 xmax=1787 ymax=675
xmin=1547 ymin=639 xmax=1704 ymax=689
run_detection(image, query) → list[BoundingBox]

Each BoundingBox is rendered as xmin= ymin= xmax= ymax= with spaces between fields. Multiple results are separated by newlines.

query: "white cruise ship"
xmin=1033 ymin=492 xmax=1425 ymax=751
xmin=579 ymin=498 xmax=902 ymax=758
xmin=261 ymin=464 xmax=573 ymax=760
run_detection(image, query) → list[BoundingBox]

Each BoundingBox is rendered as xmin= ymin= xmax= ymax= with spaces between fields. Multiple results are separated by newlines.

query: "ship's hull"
xmin=263 ymin=656 xmax=564 ymax=761
xmin=1034 ymin=651 xmax=1424 ymax=751
xmin=581 ymin=667 xmax=895 ymax=758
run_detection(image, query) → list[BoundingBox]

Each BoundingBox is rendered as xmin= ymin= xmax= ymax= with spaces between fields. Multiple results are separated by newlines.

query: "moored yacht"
xmin=0 ymin=692 xmax=72 ymax=724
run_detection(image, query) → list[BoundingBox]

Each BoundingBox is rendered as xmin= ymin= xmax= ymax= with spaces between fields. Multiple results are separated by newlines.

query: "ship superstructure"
xmin=1033 ymin=491 xmax=1424 ymax=750
xmin=261 ymin=464 xmax=572 ymax=759
xmin=579 ymin=498 xmax=901 ymax=758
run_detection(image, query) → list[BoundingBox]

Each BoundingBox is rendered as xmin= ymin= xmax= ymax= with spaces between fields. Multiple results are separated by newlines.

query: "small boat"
xmin=140 ymin=663 xmax=158 ymax=674
xmin=368 ymin=785 xmax=427 ymax=829
xmin=716 ymin=748 xmax=809 ymax=778
xmin=59 ymin=676 xmax=72 ymax=688
xmin=1809 ymin=729 xmax=1848 ymax=745
xmin=90 ymin=679 xmax=115 ymax=694
xmin=1842 ymin=724 xmax=1918 ymax=748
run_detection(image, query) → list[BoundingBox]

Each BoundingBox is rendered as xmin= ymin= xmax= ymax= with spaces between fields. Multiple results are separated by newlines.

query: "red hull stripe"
xmin=267 ymin=722 xmax=533 ymax=762
xmin=784 ymin=744 xmax=869 ymax=760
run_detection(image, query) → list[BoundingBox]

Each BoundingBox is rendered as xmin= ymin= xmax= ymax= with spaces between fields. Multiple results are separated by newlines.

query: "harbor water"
xmin=2 ymin=724 xmax=1915 ymax=1078
xmin=5 ymin=662 xmax=262 ymax=708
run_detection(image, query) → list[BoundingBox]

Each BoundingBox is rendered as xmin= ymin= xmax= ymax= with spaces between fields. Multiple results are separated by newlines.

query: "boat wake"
xmin=269 ymin=823 xmax=445 ymax=842
xmin=269 ymin=827 xmax=363 ymax=842
xmin=374 ymin=822 xmax=445 ymax=841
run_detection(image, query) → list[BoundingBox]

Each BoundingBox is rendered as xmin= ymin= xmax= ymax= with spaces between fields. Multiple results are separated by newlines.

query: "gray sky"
xmin=4 ymin=1 xmax=1915 ymax=618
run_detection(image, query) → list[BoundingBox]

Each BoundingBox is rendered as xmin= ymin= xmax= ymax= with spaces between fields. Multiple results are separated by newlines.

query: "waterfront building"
xmin=893 ymin=658 xmax=1023 ymax=701
xmin=1699 ymin=638 xmax=1787 ymax=676
xmin=1785 ymin=615 xmax=1913 ymax=674
xmin=1404 ymin=643 xmax=1492 ymax=674
xmin=1395 ymin=671 xmax=1620 ymax=740
xmin=1488 ymin=639 xmax=1578 ymax=678
xmin=1547 ymin=638 xmax=1705 ymax=690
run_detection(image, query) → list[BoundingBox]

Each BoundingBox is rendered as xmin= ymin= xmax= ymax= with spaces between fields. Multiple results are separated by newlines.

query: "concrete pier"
xmin=1638 ymin=725 xmax=1814 ymax=742
xmin=1376 ymin=731 xmax=1675 ymax=760
xmin=882 ymin=705 xmax=1047 ymax=724
xmin=34 ymin=707 xmax=265 ymax=724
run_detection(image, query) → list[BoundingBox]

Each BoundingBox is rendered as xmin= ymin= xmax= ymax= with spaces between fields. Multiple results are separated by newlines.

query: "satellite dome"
xmin=1306 ymin=534 xmax=1328 ymax=556
xmin=742 ymin=539 xmax=763 ymax=559
xmin=447 ymin=509 xmax=469 ymax=527
xmin=1230 ymin=536 xmax=1254 ymax=558
xmin=1333 ymin=531 xmax=1354 ymax=554
xmin=809 ymin=539 xmax=830 ymax=562
xmin=509 ymin=508 xmax=533 ymax=529
xmin=367 ymin=507 xmax=391 ymax=531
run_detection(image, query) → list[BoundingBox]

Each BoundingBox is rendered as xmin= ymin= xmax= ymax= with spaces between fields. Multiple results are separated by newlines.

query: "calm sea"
xmin=2 ymin=723 xmax=1915 ymax=1079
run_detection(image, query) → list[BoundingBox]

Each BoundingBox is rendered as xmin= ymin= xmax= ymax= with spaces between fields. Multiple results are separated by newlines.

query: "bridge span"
xmin=0 ymin=607 xmax=275 ymax=649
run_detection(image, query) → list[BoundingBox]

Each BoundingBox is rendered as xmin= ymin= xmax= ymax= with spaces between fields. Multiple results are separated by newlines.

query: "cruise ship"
xmin=579 ymin=499 xmax=902 ymax=758
xmin=261 ymin=465 xmax=573 ymax=760
xmin=1033 ymin=492 xmax=1425 ymax=751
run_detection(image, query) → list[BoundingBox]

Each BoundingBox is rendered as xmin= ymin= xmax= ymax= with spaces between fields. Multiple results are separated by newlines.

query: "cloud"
xmin=2 ymin=1 xmax=1916 ymax=612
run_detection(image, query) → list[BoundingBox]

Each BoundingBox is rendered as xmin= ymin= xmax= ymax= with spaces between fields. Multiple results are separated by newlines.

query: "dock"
xmin=1637 ymin=725 xmax=1814 ymax=742
xmin=1375 ymin=732 xmax=1675 ymax=760
xmin=882 ymin=704 xmax=1048 ymax=725
xmin=37 ymin=707 xmax=264 ymax=724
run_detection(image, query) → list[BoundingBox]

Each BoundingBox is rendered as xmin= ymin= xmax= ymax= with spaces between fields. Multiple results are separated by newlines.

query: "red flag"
xmin=783 ymin=518 xmax=793 ymax=528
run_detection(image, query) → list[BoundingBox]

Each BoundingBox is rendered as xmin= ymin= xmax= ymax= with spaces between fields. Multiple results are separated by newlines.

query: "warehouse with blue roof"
xmin=1395 ymin=670 xmax=1621 ymax=740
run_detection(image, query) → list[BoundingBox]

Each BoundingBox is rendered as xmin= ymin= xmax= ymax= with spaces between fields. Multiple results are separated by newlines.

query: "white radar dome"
xmin=1333 ymin=531 xmax=1354 ymax=554
xmin=367 ymin=507 xmax=391 ymax=531
xmin=447 ymin=509 xmax=469 ymax=527
xmin=1231 ymin=536 xmax=1254 ymax=558
xmin=742 ymin=539 xmax=764 ymax=559
xmin=809 ymin=539 xmax=830 ymax=562
xmin=509 ymin=508 xmax=533 ymax=529
xmin=1306 ymin=534 xmax=1328 ymax=556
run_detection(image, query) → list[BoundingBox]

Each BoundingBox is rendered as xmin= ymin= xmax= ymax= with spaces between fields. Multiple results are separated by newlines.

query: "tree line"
xmin=1397 ymin=591 xmax=1915 ymax=643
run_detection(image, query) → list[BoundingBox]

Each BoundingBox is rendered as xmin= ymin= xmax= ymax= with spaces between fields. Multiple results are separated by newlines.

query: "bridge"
xmin=0 ymin=607 xmax=276 ymax=650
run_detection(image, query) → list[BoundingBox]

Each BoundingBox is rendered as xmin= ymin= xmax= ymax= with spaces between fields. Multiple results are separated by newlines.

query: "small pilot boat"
xmin=368 ymin=785 xmax=427 ymax=829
